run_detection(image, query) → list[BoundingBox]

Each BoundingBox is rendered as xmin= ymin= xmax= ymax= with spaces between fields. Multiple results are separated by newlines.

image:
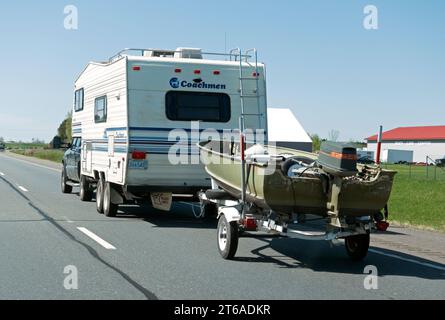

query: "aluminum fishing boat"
xmin=198 ymin=139 xmax=397 ymax=261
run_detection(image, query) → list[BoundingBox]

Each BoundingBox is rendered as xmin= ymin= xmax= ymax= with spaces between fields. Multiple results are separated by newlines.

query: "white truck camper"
xmin=69 ymin=47 xmax=268 ymax=216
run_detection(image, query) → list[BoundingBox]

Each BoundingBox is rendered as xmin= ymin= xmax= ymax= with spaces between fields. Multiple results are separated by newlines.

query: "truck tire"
xmin=345 ymin=233 xmax=370 ymax=261
xmin=61 ymin=166 xmax=72 ymax=194
xmin=96 ymin=178 xmax=104 ymax=214
xmin=103 ymin=182 xmax=118 ymax=217
xmin=217 ymin=214 xmax=239 ymax=260
xmin=79 ymin=175 xmax=93 ymax=202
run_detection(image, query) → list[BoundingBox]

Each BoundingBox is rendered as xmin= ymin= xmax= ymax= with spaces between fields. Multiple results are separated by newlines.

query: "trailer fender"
xmin=218 ymin=207 xmax=241 ymax=223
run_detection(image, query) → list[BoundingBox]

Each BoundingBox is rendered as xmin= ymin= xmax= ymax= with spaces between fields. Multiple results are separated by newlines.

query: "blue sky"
xmin=0 ymin=0 xmax=444 ymax=142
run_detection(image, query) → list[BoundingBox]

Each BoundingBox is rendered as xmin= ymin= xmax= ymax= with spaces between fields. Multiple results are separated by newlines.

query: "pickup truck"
xmin=61 ymin=137 xmax=93 ymax=201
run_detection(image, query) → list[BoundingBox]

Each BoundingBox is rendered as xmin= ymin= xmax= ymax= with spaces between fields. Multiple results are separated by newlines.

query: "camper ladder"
xmin=230 ymin=48 xmax=264 ymax=134
xmin=230 ymin=48 xmax=265 ymax=217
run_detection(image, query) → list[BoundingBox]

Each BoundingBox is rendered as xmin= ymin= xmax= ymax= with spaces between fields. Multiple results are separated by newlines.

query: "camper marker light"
xmin=194 ymin=70 xmax=201 ymax=75
xmin=132 ymin=66 xmax=141 ymax=71
xmin=175 ymin=68 xmax=182 ymax=73
xmin=132 ymin=151 xmax=146 ymax=160
xmin=213 ymin=70 xmax=220 ymax=75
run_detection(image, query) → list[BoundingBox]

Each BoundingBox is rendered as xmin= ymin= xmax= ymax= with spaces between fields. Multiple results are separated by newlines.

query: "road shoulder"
xmin=2 ymin=150 xmax=62 ymax=171
xmin=371 ymin=226 xmax=445 ymax=266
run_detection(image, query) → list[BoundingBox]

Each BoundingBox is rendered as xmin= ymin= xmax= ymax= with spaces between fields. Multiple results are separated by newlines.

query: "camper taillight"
xmin=132 ymin=151 xmax=146 ymax=160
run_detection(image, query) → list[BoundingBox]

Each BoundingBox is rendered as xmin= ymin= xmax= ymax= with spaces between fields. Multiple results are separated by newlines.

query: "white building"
xmin=267 ymin=108 xmax=313 ymax=152
xmin=366 ymin=126 xmax=445 ymax=163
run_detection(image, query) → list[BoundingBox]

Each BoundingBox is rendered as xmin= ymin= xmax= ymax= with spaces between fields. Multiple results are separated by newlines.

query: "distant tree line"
xmin=310 ymin=130 xmax=366 ymax=152
xmin=57 ymin=111 xmax=72 ymax=143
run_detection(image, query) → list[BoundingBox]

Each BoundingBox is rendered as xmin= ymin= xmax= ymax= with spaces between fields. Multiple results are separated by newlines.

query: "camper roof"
xmin=108 ymin=47 xmax=255 ymax=64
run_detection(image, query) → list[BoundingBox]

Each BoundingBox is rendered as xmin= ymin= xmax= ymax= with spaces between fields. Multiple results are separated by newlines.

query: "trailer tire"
xmin=61 ymin=166 xmax=72 ymax=194
xmin=217 ymin=214 xmax=239 ymax=260
xmin=103 ymin=182 xmax=118 ymax=217
xmin=79 ymin=175 xmax=93 ymax=202
xmin=96 ymin=178 xmax=104 ymax=214
xmin=345 ymin=232 xmax=370 ymax=261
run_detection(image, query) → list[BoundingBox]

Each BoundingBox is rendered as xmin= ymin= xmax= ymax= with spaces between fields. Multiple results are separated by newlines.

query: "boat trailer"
xmin=199 ymin=190 xmax=379 ymax=261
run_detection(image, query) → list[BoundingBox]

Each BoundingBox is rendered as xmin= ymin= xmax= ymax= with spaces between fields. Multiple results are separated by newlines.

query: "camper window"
xmin=94 ymin=96 xmax=107 ymax=123
xmin=74 ymin=88 xmax=84 ymax=112
xmin=166 ymin=91 xmax=231 ymax=122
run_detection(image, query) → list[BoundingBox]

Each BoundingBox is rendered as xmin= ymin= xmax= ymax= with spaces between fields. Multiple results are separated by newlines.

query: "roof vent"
xmin=174 ymin=47 xmax=203 ymax=59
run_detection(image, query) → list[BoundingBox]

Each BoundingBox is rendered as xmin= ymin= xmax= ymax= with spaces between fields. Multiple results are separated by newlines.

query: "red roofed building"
xmin=366 ymin=126 xmax=445 ymax=163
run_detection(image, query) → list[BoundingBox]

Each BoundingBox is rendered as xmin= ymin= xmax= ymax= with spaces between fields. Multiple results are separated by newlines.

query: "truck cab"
xmin=61 ymin=137 xmax=82 ymax=192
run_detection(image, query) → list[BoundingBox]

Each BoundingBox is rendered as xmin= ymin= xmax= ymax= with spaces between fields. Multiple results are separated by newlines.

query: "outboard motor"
xmin=317 ymin=142 xmax=358 ymax=177
xmin=317 ymin=142 xmax=359 ymax=228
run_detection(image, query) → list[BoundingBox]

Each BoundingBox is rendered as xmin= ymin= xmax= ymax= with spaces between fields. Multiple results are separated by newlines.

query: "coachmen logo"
xmin=169 ymin=77 xmax=226 ymax=90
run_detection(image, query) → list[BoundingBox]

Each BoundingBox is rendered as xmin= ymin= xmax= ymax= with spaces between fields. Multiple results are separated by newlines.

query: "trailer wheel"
xmin=79 ymin=175 xmax=93 ymax=202
xmin=345 ymin=233 xmax=370 ymax=261
xmin=61 ymin=166 xmax=72 ymax=194
xmin=96 ymin=178 xmax=104 ymax=214
xmin=217 ymin=214 xmax=239 ymax=260
xmin=103 ymin=182 xmax=118 ymax=217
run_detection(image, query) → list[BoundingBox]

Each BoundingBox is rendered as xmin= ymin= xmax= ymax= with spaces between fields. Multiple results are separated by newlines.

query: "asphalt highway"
xmin=0 ymin=151 xmax=444 ymax=299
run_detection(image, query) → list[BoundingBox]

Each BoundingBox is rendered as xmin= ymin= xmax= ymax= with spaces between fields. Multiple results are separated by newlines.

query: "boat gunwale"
xmin=198 ymin=140 xmax=397 ymax=182
xmin=197 ymin=140 xmax=318 ymax=168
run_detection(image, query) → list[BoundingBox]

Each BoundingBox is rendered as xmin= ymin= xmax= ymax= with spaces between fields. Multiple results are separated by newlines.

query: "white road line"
xmin=77 ymin=227 xmax=116 ymax=250
xmin=2 ymin=153 xmax=60 ymax=173
xmin=369 ymin=249 xmax=445 ymax=271
xmin=18 ymin=186 xmax=29 ymax=192
xmin=0 ymin=172 xmax=4 ymax=176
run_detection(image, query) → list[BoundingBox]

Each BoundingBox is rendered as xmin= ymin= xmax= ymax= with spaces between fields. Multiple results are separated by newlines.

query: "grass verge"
xmin=10 ymin=148 xmax=64 ymax=163
xmin=386 ymin=165 xmax=445 ymax=232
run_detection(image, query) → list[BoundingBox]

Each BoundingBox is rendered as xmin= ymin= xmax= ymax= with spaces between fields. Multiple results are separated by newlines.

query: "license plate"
xmin=129 ymin=160 xmax=148 ymax=170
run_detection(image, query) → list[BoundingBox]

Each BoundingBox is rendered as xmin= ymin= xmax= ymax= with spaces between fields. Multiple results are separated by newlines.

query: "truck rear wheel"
xmin=79 ymin=175 xmax=93 ymax=202
xmin=96 ymin=178 xmax=104 ymax=214
xmin=61 ymin=166 xmax=72 ymax=194
xmin=345 ymin=233 xmax=370 ymax=261
xmin=103 ymin=182 xmax=118 ymax=217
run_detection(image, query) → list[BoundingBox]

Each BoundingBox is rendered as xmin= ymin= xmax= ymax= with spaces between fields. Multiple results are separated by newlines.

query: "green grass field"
xmin=9 ymin=148 xmax=64 ymax=163
xmin=385 ymin=164 xmax=445 ymax=232
xmin=6 ymin=142 xmax=47 ymax=150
